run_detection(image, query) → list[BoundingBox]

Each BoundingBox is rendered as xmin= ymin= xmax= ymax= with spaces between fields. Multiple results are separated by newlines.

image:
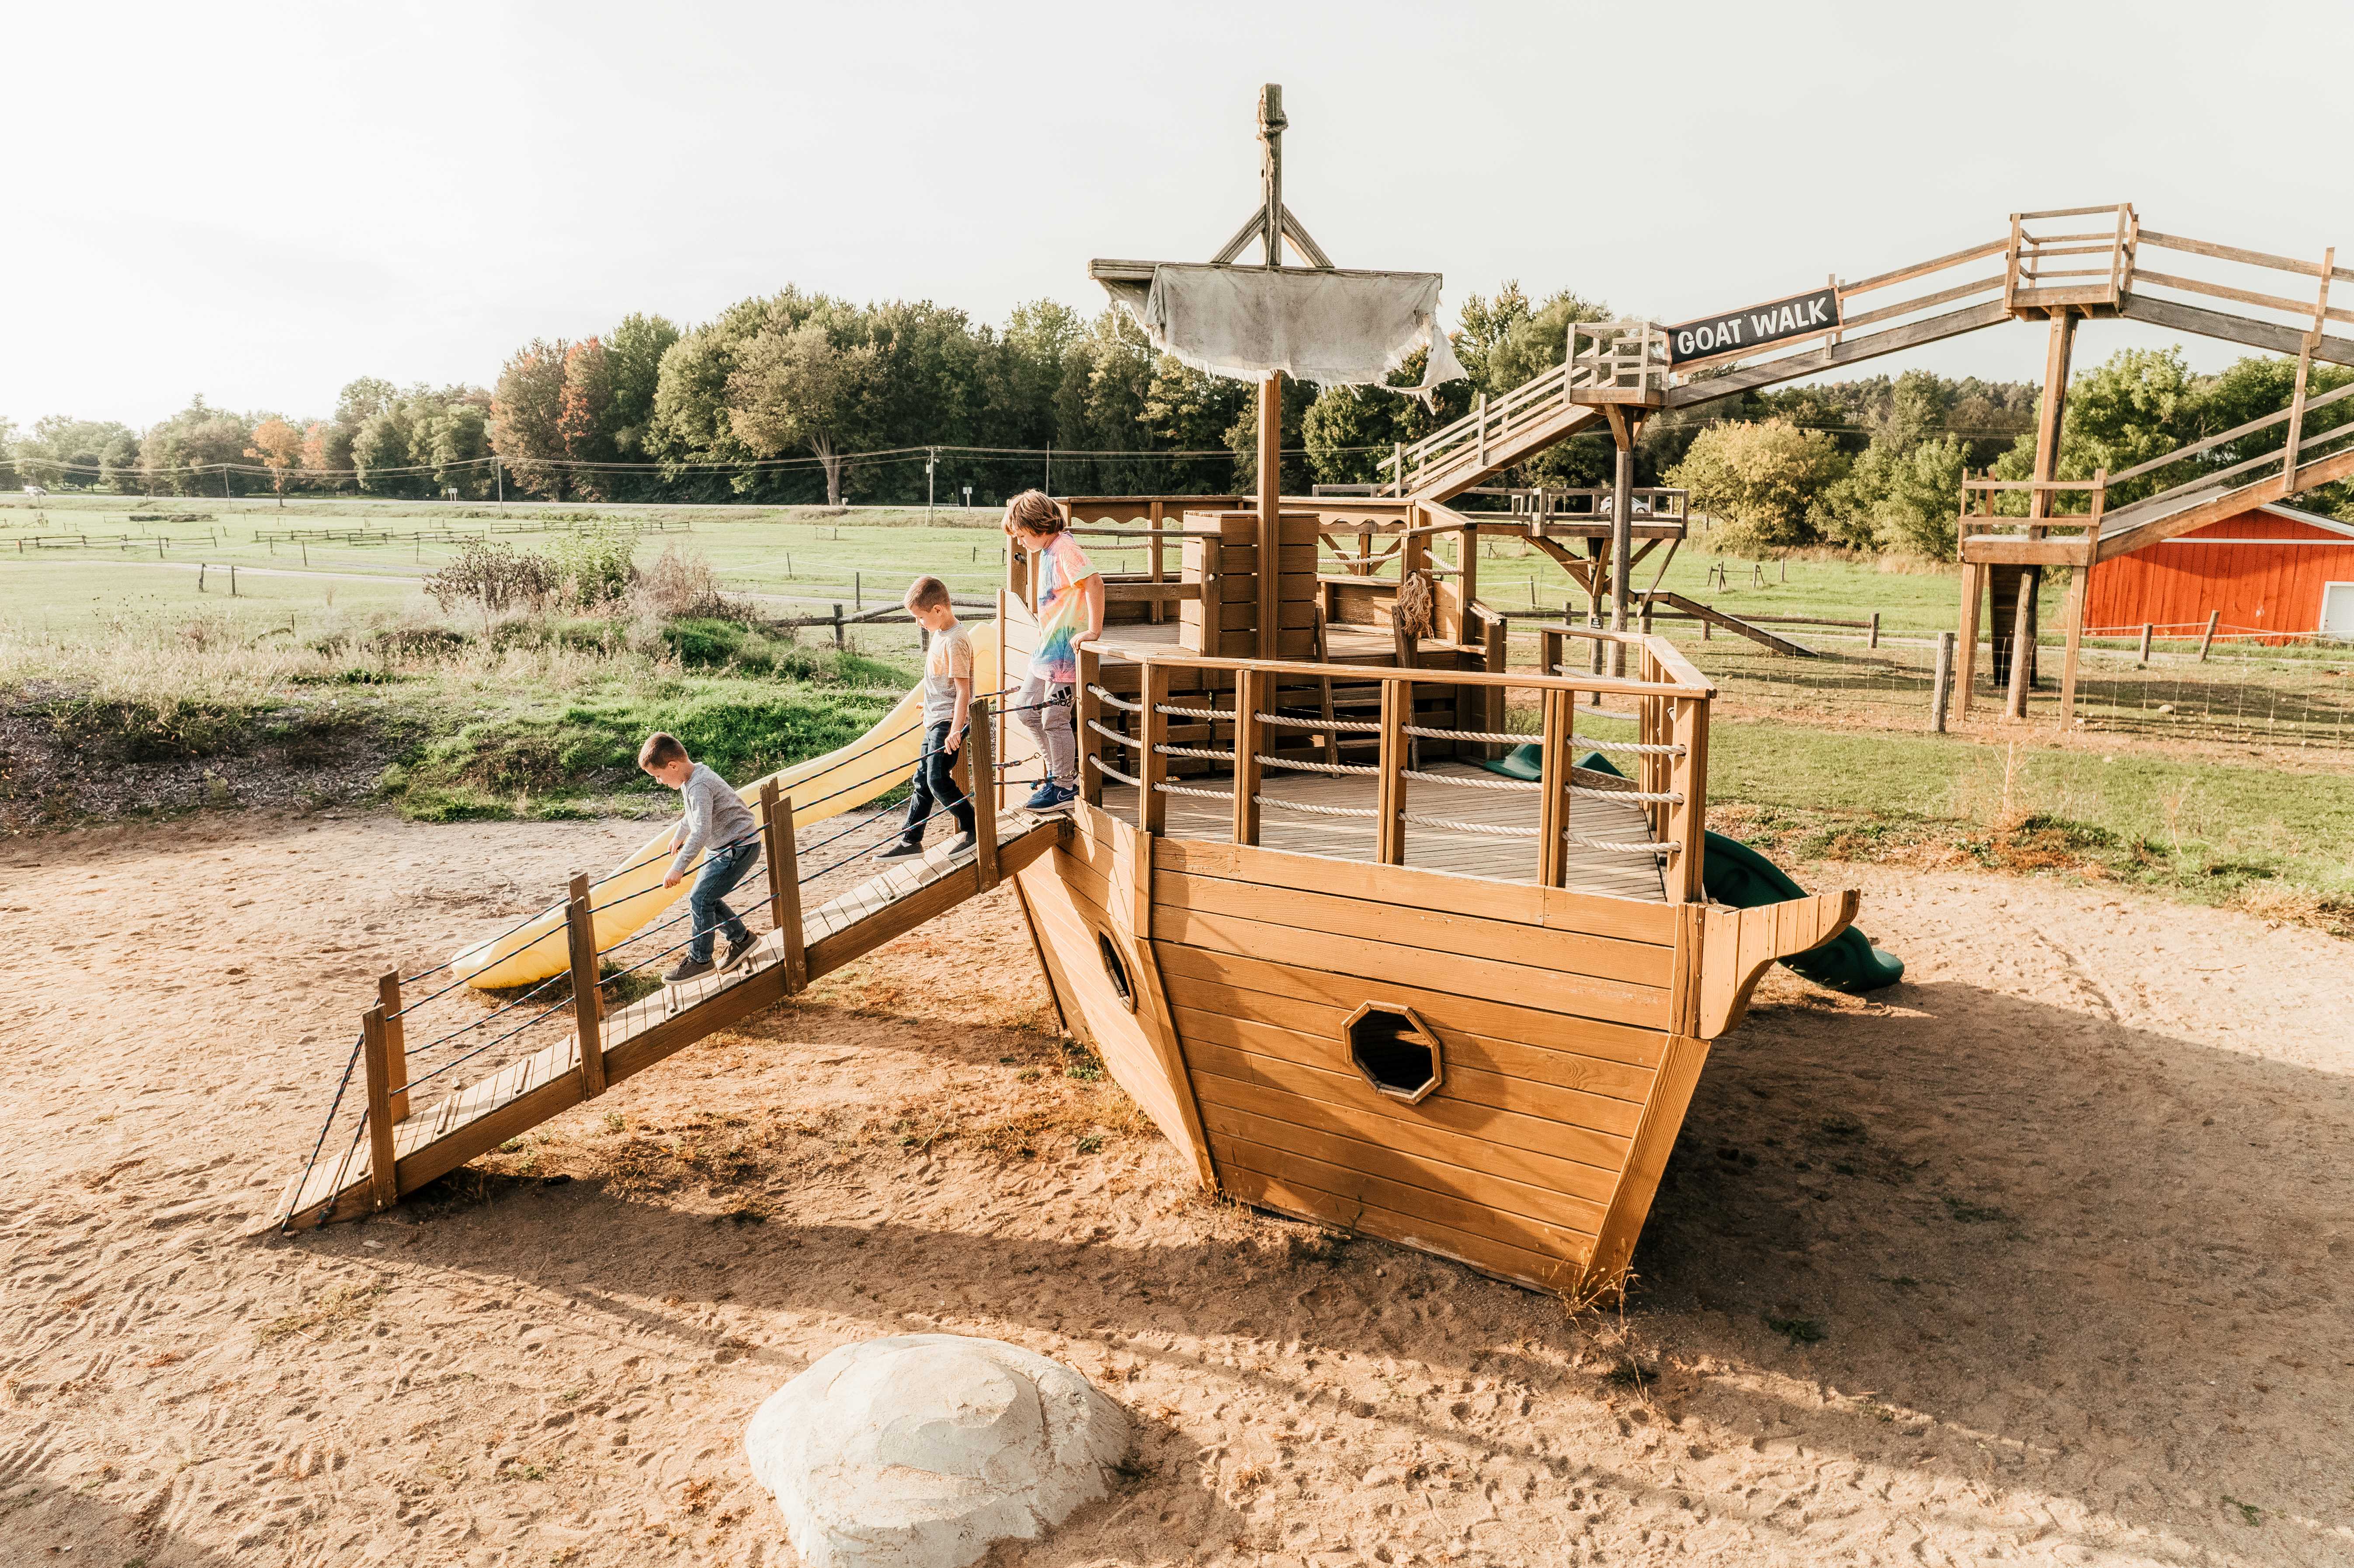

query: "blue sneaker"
xmin=1024 ymin=781 xmax=1077 ymax=812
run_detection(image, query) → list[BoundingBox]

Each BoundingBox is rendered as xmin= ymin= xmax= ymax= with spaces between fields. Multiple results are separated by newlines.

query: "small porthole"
xmin=1096 ymin=932 xmax=1136 ymax=1012
xmin=1343 ymin=1002 xmax=1442 ymax=1104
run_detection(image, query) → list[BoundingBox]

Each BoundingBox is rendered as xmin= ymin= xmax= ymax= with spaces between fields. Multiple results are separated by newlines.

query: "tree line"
xmin=5 ymin=281 xmax=2338 ymax=559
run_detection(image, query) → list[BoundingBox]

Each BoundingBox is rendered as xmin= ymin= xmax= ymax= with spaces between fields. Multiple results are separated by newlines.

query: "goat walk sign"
xmin=1667 ymin=284 xmax=1840 ymax=365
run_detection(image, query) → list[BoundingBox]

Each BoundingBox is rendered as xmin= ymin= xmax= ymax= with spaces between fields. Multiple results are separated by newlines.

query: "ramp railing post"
xmin=566 ymin=873 xmax=604 ymax=1099
xmin=361 ymin=1005 xmax=398 ymax=1210
xmin=966 ymin=696 xmax=999 ymax=891
xmin=1536 ymin=687 xmax=1571 ymax=888
xmin=376 ymin=970 xmax=409 ymax=1123
xmin=1376 ymin=676 xmax=1407 ymax=864
xmin=760 ymin=777 xmax=806 ymax=993
xmin=1139 ymin=663 xmax=1170 ymax=836
xmin=1232 ymin=667 xmax=1266 ymax=846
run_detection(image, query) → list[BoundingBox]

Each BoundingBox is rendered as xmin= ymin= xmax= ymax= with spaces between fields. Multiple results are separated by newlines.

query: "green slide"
xmin=1484 ymin=744 xmax=1906 ymax=994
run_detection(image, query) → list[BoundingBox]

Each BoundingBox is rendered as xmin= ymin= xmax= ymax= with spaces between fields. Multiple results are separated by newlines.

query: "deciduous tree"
xmin=726 ymin=316 xmax=878 ymax=507
xmin=244 ymin=416 xmax=304 ymax=503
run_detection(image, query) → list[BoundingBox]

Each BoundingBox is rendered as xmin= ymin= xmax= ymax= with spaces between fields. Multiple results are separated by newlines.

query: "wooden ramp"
xmin=1644 ymin=592 xmax=1818 ymax=657
xmin=274 ymin=810 xmax=1067 ymax=1231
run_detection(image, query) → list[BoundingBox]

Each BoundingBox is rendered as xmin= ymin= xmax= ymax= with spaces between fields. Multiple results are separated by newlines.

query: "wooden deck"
xmin=274 ymin=809 xmax=1067 ymax=1229
xmin=1097 ymin=760 xmax=1668 ymax=902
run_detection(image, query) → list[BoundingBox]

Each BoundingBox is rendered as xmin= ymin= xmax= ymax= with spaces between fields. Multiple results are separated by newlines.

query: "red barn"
xmin=2084 ymin=502 xmax=2354 ymax=644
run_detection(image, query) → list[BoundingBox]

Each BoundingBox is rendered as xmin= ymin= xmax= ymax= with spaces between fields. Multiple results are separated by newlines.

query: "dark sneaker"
xmin=1024 ymin=781 xmax=1074 ymax=811
xmin=876 ymin=838 xmax=925 ymax=860
xmin=946 ymin=830 xmax=978 ymax=855
xmin=664 ymin=956 xmax=714 ymax=984
xmin=718 ymin=933 xmax=757 ymax=974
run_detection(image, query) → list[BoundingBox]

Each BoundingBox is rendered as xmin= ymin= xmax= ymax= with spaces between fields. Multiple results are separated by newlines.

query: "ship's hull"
xmin=1019 ymin=802 xmax=1724 ymax=1297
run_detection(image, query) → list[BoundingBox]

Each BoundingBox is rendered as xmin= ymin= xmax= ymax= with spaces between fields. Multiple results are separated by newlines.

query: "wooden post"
xmin=1868 ymin=611 xmax=1880 ymax=649
xmin=1077 ymin=644 xmax=1104 ymax=806
xmin=1147 ymin=500 xmax=1166 ymax=624
xmin=1666 ymin=695 xmax=1709 ymax=903
xmin=1930 ymin=631 xmax=1955 ymax=732
xmin=1481 ymin=610 xmax=1507 ymax=757
xmin=1536 ymin=687 xmax=1572 ymax=888
xmin=1375 ymin=677 xmax=1407 ymax=864
xmin=375 ymin=971 xmax=409 ymax=1123
xmin=361 ymin=1005 xmax=398 ymax=1210
xmin=1257 ymin=373 xmax=1284 ymax=660
xmin=1606 ymin=409 xmax=1637 ymax=678
xmin=2285 ymin=246 xmax=2334 ymax=477
xmin=2057 ymin=545 xmax=2093 ymax=731
xmin=1391 ymin=440 xmax=1406 ymax=497
xmin=1955 ymin=560 xmax=1982 ymax=720
xmin=1139 ymin=663 xmax=1170 ymax=835
xmin=2198 ymin=610 xmax=2219 ymax=661
xmin=2006 ymin=572 xmax=2038 ymax=719
xmin=966 ymin=697 xmax=998 ymax=889
xmin=1231 ymin=667 xmax=1266 ymax=846
xmin=832 ymin=605 xmax=844 ymax=649
xmin=566 ymin=873 xmax=605 ymax=1099
xmin=760 ymin=780 xmax=805 ymax=993
xmin=2137 ymin=622 xmax=2154 ymax=664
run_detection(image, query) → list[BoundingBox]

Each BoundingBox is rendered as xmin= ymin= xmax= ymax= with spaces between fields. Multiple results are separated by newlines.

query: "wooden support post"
xmin=1665 ymin=695 xmax=1708 ymax=904
xmin=1955 ymin=560 xmax=1982 ymax=720
xmin=760 ymin=780 xmax=805 ymax=993
xmin=2198 ymin=610 xmax=2220 ymax=661
xmin=375 ymin=971 xmax=409 ymax=1123
xmin=1375 ymin=677 xmax=1407 ymax=865
xmin=1539 ymin=625 xmax=1565 ymax=682
xmin=1481 ymin=610 xmax=1507 ymax=756
xmin=1930 ymin=631 xmax=1955 ymax=732
xmin=1140 ymin=663 xmax=1170 ymax=835
xmin=1232 ymin=667 xmax=1266 ymax=846
xmin=2057 ymin=547 xmax=2092 ymax=731
xmin=832 ymin=605 xmax=844 ymax=649
xmin=1257 ymin=373 xmax=1284 ymax=661
xmin=1147 ymin=500 xmax=1166 ymax=624
xmin=1536 ymin=687 xmax=1572 ymax=888
xmin=2137 ymin=622 xmax=2154 ymax=664
xmin=1868 ymin=611 xmax=1881 ymax=649
xmin=966 ymin=697 xmax=999 ymax=889
xmin=2005 ymin=569 xmax=2038 ymax=719
xmin=361 ymin=1005 xmax=398 ymax=1210
xmin=1077 ymin=644 xmax=1104 ymax=806
xmin=2286 ymin=246 xmax=2334 ymax=476
xmin=1605 ymin=408 xmax=1638 ymax=679
xmin=566 ymin=872 xmax=604 ymax=1099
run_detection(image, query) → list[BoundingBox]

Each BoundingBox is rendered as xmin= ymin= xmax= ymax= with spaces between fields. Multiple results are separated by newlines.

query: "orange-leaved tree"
xmin=245 ymin=417 xmax=305 ymax=505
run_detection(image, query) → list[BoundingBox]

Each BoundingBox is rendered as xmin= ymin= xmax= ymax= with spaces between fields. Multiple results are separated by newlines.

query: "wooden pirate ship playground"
xmin=275 ymin=87 xmax=2354 ymax=1299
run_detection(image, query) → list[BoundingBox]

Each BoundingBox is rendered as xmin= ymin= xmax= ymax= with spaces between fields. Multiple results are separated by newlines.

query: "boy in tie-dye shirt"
xmin=1003 ymin=489 xmax=1103 ymax=810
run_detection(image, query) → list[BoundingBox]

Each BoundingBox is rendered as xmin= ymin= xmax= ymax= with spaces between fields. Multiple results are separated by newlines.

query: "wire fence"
xmin=1505 ymin=621 xmax=2354 ymax=748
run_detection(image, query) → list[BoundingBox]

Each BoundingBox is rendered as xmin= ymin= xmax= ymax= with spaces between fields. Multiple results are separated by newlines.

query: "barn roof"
xmin=2160 ymin=502 xmax=2354 ymax=545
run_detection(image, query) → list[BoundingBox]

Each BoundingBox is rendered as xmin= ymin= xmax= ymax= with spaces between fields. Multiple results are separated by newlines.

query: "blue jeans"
xmin=687 ymin=837 xmax=760 ymax=962
xmin=899 ymin=720 xmax=976 ymax=843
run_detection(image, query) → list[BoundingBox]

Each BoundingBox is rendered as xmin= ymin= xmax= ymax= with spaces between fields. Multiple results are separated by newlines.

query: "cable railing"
xmin=1073 ymin=630 xmax=1713 ymax=896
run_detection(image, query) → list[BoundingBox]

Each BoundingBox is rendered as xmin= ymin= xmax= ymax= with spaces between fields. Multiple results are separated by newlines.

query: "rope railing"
xmin=1155 ymin=781 xmax=1237 ymax=801
xmin=1255 ymin=794 xmax=1377 ymax=820
xmin=1088 ymin=754 xmax=1144 ymax=789
xmin=1154 ymin=744 xmax=1235 ymax=762
xmin=1086 ymin=718 xmax=1141 ymax=749
xmin=1256 ymin=753 xmax=1380 ymax=777
xmin=1399 ymin=767 xmax=1540 ymax=793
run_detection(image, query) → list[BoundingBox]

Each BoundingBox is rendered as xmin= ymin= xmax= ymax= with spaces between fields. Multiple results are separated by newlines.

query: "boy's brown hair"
xmin=1002 ymin=489 xmax=1065 ymax=538
xmin=903 ymin=574 xmax=951 ymax=611
xmin=638 ymin=732 xmax=687 ymax=770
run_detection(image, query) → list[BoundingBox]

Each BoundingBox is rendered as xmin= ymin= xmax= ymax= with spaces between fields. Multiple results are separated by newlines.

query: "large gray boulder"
xmin=745 ymin=1334 xmax=1130 ymax=1568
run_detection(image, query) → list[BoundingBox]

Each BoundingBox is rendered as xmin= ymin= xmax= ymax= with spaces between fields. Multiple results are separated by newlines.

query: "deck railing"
xmin=1075 ymin=634 xmax=1714 ymax=902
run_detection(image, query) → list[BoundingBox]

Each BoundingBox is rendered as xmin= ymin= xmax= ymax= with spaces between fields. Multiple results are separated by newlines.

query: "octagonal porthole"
xmin=1343 ymin=1002 xmax=1442 ymax=1104
xmin=1097 ymin=931 xmax=1136 ymax=1012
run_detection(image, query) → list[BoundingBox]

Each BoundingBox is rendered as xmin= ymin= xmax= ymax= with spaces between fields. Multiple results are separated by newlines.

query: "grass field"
xmin=2 ymin=493 xmax=2346 ymax=930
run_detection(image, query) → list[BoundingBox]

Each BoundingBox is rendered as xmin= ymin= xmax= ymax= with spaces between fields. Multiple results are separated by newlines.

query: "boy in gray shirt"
xmin=879 ymin=575 xmax=978 ymax=859
xmin=639 ymin=731 xmax=762 ymax=981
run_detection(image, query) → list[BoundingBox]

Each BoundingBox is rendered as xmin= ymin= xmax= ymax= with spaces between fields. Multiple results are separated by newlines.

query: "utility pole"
xmin=1044 ymin=442 xmax=1052 ymax=496
xmin=494 ymin=455 xmax=503 ymax=506
xmin=927 ymin=447 xmax=937 ymax=524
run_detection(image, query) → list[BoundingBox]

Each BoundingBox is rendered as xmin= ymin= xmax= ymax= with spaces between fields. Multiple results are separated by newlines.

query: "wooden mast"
xmin=1256 ymin=83 xmax=1286 ymax=661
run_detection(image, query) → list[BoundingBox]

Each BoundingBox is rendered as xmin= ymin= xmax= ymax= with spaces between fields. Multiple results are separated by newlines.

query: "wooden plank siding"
xmin=2083 ymin=507 xmax=2354 ymax=642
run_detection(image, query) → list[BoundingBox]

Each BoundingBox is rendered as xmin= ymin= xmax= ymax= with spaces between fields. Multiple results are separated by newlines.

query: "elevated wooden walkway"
xmin=274 ymin=809 xmax=1066 ymax=1230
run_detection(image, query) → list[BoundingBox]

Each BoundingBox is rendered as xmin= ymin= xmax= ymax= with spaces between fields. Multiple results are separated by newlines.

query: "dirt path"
xmin=3 ymin=811 xmax=2351 ymax=1566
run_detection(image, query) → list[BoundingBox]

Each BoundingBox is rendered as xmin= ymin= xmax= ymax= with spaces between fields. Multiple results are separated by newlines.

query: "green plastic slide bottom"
xmin=1483 ymin=742 xmax=1905 ymax=994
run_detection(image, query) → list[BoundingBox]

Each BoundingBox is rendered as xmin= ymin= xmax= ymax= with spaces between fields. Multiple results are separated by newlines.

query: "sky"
xmin=6 ymin=0 xmax=2351 ymax=431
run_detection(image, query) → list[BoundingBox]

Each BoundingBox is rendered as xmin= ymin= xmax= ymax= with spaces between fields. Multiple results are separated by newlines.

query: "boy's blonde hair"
xmin=638 ymin=732 xmax=688 ymax=769
xmin=1002 ymin=489 xmax=1065 ymax=538
xmin=904 ymin=575 xmax=951 ymax=612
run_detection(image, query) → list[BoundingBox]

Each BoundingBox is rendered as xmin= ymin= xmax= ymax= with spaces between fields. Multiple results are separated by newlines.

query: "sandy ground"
xmin=3 ymin=808 xmax=2353 ymax=1567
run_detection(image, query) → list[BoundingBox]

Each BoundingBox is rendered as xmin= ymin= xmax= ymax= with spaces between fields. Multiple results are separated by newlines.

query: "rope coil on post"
xmin=1255 ymin=753 xmax=1382 ymax=777
xmin=1155 ymin=781 xmax=1237 ymax=801
xmin=1254 ymin=794 xmax=1378 ymax=819
xmin=1087 ymin=755 xmax=1144 ymax=788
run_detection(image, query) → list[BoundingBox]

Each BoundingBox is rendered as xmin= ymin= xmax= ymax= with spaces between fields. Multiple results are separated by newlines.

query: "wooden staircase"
xmin=273 ymin=809 xmax=1068 ymax=1231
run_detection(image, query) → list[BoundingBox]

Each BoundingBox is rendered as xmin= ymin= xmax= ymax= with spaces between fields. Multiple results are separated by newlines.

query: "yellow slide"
xmin=453 ymin=634 xmax=1003 ymax=989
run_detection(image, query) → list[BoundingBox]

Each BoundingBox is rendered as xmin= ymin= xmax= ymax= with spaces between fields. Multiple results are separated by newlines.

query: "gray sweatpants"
xmin=1014 ymin=671 xmax=1076 ymax=786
